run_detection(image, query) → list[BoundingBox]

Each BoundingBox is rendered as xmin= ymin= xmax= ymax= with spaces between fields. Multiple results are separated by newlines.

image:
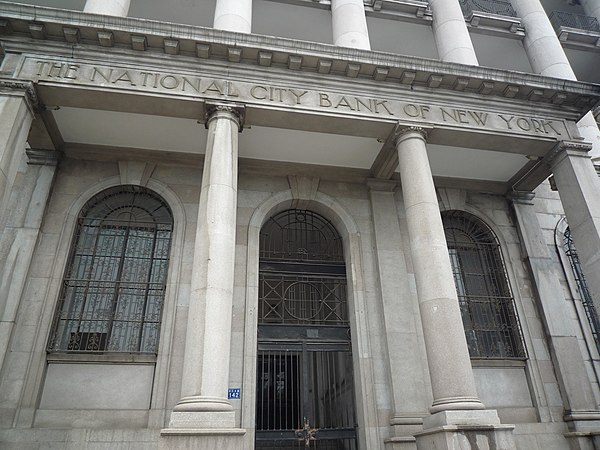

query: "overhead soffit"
xmin=53 ymin=107 xmax=527 ymax=182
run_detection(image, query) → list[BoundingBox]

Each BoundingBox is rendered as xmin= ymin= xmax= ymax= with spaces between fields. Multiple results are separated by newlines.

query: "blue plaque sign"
xmin=228 ymin=388 xmax=241 ymax=399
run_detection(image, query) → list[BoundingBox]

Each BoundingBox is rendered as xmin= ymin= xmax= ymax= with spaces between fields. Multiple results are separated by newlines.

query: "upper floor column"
xmin=510 ymin=0 xmax=600 ymax=158
xmin=331 ymin=0 xmax=371 ymax=50
xmin=428 ymin=0 xmax=478 ymax=65
xmin=214 ymin=0 xmax=253 ymax=33
xmin=83 ymin=0 xmax=131 ymax=16
xmin=581 ymin=0 xmax=600 ymax=24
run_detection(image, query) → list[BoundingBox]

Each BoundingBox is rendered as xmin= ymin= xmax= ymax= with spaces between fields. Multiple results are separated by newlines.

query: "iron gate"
xmin=256 ymin=327 xmax=357 ymax=449
xmin=256 ymin=210 xmax=358 ymax=449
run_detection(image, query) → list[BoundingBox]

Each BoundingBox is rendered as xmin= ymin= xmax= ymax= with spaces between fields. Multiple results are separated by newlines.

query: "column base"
xmin=169 ymin=396 xmax=235 ymax=429
xmin=415 ymin=410 xmax=516 ymax=450
xmin=159 ymin=428 xmax=246 ymax=450
xmin=430 ymin=396 xmax=485 ymax=414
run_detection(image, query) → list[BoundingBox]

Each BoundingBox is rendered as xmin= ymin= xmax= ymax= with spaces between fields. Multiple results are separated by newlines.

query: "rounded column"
xmin=83 ymin=0 xmax=131 ymax=16
xmin=170 ymin=104 xmax=242 ymax=429
xmin=428 ymin=0 xmax=478 ymax=65
xmin=510 ymin=0 xmax=600 ymax=158
xmin=331 ymin=0 xmax=371 ymax=50
xmin=213 ymin=0 xmax=252 ymax=33
xmin=395 ymin=127 xmax=484 ymax=413
xmin=581 ymin=0 xmax=600 ymax=25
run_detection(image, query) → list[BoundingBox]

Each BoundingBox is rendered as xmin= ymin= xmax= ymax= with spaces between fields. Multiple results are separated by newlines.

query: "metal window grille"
xmin=48 ymin=185 xmax=173 ymax=354
xmin=563 ymin=227 xmax=600 ymax=354
xmin=443 ymin=211 xmax=526 ymax=359
xmin=549 ymin=10 xmax=600 ymax=32
xmin=459 ymin=0 xmax=518 ymax=17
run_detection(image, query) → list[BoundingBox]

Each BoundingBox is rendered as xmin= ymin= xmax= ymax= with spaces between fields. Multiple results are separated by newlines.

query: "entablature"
xmin=0 ymin=2 xmax=599 ymax=119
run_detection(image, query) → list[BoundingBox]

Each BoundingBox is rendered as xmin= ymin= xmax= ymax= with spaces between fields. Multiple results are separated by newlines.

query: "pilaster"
xmin=548 ymin=141 xmax=600 ymax=329
xmin=367 ymin=178 xmax=428 ymax=450
xmin=509 ymin=190 xmax=600 ymax=438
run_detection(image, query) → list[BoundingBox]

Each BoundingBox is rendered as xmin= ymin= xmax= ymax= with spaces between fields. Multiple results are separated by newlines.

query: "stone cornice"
xmin=0 ymin=2 xmax=599 ymax=115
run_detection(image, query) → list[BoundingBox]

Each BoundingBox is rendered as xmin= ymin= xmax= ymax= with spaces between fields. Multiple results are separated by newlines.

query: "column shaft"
xmin=396 ymin=128 xmax=483 ymax=413
xmin=510 ymin=0 xmax=600 ymax=157
xmin=83 ymin=0 xmax=131 ymax=16
xmin=170 ymin=105 xmax=241 ymax=429
xmin=331 ymin=0 xmax=371 ymax=50
xmin=428 ymin=0 xmax=478 ymax=65
xmin=581 ymin=0 xmax=600 ymax=25
xmin=213 ymin=0 xmax=252 ymax=33
xmin=550 ymin=144 xmax=600 ymax=316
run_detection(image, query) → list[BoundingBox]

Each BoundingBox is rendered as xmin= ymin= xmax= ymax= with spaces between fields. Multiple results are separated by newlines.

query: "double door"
xmin=255 ymin=324 xmax=357 ymax=449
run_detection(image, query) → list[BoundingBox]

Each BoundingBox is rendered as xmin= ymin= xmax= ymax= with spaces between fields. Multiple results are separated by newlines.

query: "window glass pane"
xmin=48 ymin=186 xmax=173 ymax=354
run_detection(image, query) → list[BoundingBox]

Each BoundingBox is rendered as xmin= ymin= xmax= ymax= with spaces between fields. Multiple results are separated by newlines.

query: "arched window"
xmin=442 ymin=211 xmax=525 ymax=359
xmin=563 ymin=227 xmax=600 ymax=353
xmin=48 ymin=185 xmax=173 ymax=354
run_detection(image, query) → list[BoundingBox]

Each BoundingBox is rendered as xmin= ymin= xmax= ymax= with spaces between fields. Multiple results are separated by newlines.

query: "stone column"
xmin=331 ymin=0 xmax=371 ymax=50
xmin=168 ymin=103 xmax=243 ymax=430
xmin=213 ymin=0 xmax=252 ymax=33
xmin=510 ymin=192 xmax=600 ymax=433
xmin=510 ymin=0 xmax=600 ymax=158
xmin=428 ymin=0 xmax=478 ymax=65
xmin=0 ymin=80 xmax=37 ymax=232
xmin=581 ymin=0 xmax=600 ymax=25
xmin=395 ymin=127 xmax=483 ymax=414
xmin=367 ymin=179 xmax=430 ymax=445
xmin=396 ymin=127 xmax=515 ymax=449
xmin=83 ymin=0 xmax=131 ymax=16
xmin=549 ymin=141 xmax=600 ymax=318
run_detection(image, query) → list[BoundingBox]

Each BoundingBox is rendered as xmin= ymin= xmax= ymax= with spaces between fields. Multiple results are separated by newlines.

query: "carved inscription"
xmin=27 ymin=59 xmax=567 ymax=138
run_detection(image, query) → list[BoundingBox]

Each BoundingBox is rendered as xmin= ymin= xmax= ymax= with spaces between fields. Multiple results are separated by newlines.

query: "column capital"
xmin=26 ymin=148 xmax=60 ymax=166
xmin=204 ymin=102 xmax=245 ymax=131
xmin=507 ymin=190 xmax=535 ymax=205
xmin=0 ymin=78 xmax=41 ymax=115
xmin=546 ymin=140 xmax=593 ymax=168
xmin=393 ymin=126 xmax=429 ymax=147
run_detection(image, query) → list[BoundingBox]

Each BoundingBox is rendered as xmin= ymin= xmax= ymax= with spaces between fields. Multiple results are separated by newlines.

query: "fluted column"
xmin=83 ymin=0 xmax=131 ymax=16
xmin=331 ymin=0 xmax=371 ymax=50
xmin=395 ymin=127 xmax=484 ymax=414
xmin=169 ymin=103 xmax=243 ymax=429
xmin=510 ymin=0 xmax=600 ymax=158
xmin=428 ymin=0 xmax=478 ymax=65
xmin=214 ymin=0 xmax=252 ymax=33
xmin=549 ymin=142 xmax=600 ymax=317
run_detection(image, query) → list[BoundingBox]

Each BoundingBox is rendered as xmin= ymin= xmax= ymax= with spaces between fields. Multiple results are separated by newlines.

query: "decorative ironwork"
xmin=443 ymin=211 xmax=526 ymax=359
xmin=48 ymin=185 xmax=173 ymax=354
xmin=549 ymin=10 xmax=600 ymax=33
xmin=256 ymin=209 xmax=357 ymax=449
xmin=563 ymin=227 xmax=600 ymax=354
xmin=459 ymin=0 xmax=517 ymax=17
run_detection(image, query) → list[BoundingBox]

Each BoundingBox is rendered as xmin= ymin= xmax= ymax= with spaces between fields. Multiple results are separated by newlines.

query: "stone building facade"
xmin=1 ymin=0 xmax=600 ymax=449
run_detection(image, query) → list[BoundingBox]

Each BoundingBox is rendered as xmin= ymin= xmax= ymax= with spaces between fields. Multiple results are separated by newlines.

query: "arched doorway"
xmin=255 ymin=209 xmax=358 ymax=449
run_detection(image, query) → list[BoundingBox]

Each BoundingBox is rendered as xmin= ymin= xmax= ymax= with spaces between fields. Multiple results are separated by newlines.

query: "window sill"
xmin=471 ymin=358 xmax=527 ymax=368
xmin=47 ymin=352 xmax=157 ymax=364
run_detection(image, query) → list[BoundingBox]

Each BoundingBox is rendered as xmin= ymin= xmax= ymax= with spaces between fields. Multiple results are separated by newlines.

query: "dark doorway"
xmin=256 ymin=210 xmax=358 ymax=449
